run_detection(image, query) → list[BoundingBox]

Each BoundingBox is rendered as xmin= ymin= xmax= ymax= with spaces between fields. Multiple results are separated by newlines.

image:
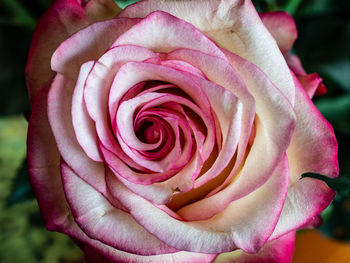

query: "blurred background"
xmin=0 ymin=0 xmax=349 ymax=262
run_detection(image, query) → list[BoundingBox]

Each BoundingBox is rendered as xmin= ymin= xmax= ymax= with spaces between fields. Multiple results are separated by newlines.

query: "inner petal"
xmin=135 ymin=119 xmax=161 ymax=144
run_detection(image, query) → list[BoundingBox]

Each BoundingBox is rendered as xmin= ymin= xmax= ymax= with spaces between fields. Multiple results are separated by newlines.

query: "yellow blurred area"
xmin=293 ymin=230 xmax=350 ymax=263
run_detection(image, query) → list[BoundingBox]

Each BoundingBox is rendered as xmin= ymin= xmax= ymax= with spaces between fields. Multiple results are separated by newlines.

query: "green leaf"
xmin=284 ymin=0 xmax=303 ymax=15
xmin=6 ymin=159 xmax=35 ymax=206
xmin=315 ymin=94 xmax=350 ymax=134
xmin=113 ymin=0 xmax=140 ymax=9
xmin=1 ymin=0 xmax=36 ymax=29
xmin=316 ymin=94 xmax=350 ymax=120
xmin=320 ymin=60 xmax=350 ymax=92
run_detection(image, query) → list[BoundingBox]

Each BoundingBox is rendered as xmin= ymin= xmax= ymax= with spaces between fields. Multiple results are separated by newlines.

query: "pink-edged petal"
xmin=259 ymin=11 xmax=298 ymax=54
xmin=47 ymin=73 xmax=107 ymax=195
xmin=116 ymin=93 xmax=165 ymax=152
xmin=26 ymin=0 xmax=89 ymax=105
xmin=51 ymin=18 xmax=140 ymax=79
xmin=61 ymin=161 xmax=178 ymax=255
xmin=215 ymin=231 xmax=295 ymax=263
xmin=106 ymin=156 xmax=288 ymax=254
xmin=270 ymin=178 xmax=336 ymax=240
xmin=161 ymin=60 xmax=206 ymax=78
xmin=121 ymin=0 xmax=295 ymax=105
xmin=287 ymin=73 xmax=338 ymax=184
xmin=72 ymin=61 xmax=102 ymax=161
xmin=83 ymin=45 xmax=159 ymax=156
xmin=298 ymin=73 xmax=325 ymax=98
xmin=113 ymin=11 xmax=226 ymax=59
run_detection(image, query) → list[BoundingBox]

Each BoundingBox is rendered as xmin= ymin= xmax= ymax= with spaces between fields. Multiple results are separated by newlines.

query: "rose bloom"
xmin=26 ymin=0 xmax=338 ymax=262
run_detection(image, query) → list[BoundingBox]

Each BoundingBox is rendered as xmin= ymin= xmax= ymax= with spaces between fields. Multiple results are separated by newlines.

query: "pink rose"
xmin=26 ymin=0 xmax=338 ymax=262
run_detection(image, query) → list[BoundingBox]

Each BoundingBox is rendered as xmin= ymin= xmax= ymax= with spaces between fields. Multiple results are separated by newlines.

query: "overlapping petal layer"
xmin=26 ymin=1 xmax=338 ymax=263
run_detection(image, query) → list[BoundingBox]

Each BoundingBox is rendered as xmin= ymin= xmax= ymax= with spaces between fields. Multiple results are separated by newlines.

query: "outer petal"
xmin=25 ymin=0 xmax=121 ymax=105
xmin=121 ymin=0 xmax=295 ymax=105
xmin=214 ymin=231 xmax=295 ymax=263
xmin=259 ymin=11 xmax=298 ymax=54
xmin=27 ymin=84 xmax=66 ymax=229
xmin=25 ymin=0 xmax=89 ymax=105
xmin=287 ymin=73 xmax=338 ymax=184
xmin=270 ymin=73 xmax=338 ymax=239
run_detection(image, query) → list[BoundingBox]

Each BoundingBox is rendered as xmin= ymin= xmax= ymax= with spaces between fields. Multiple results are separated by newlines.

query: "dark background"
xmin=0 ymin=0 xmax=349 ymax=262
